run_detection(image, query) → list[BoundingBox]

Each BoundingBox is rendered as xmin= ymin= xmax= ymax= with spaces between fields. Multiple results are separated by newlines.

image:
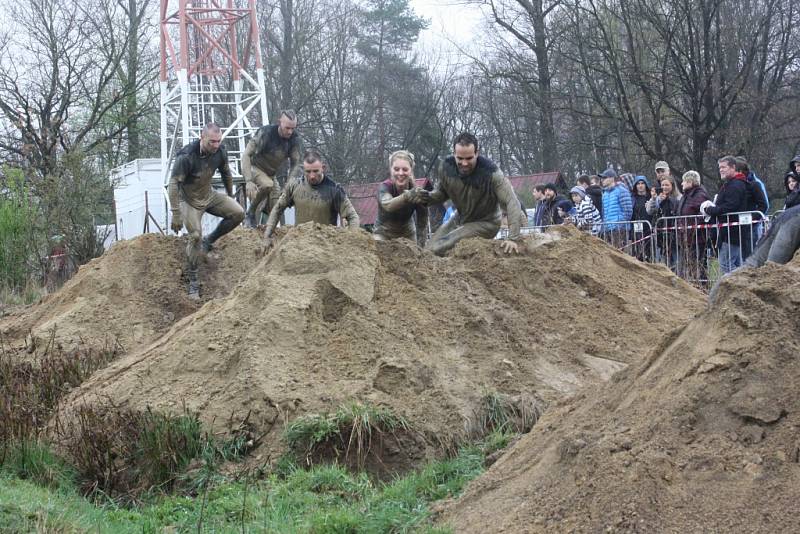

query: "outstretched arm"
xmin=339 ymin=196 xmax=360 ymax=228
xmin=264 ymin=182 xmax=294 ymax=238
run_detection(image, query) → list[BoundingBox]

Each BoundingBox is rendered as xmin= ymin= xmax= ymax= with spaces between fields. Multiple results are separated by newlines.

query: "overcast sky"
xmin=409 ymin=0 xmax=485 ymax=54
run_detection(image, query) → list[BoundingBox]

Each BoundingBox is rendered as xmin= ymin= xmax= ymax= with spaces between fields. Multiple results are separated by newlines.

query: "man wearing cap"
xmin=600 ymin=167 xmax=633 ymax=247
xmin=654 ymin=160 xmax=671 ymax=185
xmin=539 ymin=183 xmax=568 ymax=225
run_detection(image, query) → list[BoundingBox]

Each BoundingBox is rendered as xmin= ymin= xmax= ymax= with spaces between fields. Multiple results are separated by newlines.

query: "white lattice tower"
xmin=159 ymin=0 xmax=269 ymax=186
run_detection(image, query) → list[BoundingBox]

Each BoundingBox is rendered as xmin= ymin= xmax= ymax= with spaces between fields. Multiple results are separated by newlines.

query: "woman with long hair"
xmin=373 ymin=150 xmax=431 ymax=246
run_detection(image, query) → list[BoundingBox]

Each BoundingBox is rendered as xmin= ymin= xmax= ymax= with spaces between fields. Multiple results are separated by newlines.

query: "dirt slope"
xmin=56 ymin=224 xmax=704 ymax=466
xmin=0 ymin=228 xmax=262 ymax=353
xmin=437 ymin=253 xmax=800 ymax=533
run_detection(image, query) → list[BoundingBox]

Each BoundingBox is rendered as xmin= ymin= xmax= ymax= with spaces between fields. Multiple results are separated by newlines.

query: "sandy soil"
xmin=50 ymin=224 xmax=704 ymax=469
xmin=436 ymin=250 xmax=800 ymax=533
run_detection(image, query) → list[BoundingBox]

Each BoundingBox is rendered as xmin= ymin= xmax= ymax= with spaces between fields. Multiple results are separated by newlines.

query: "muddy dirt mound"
xmin=437 ymin=256 xmax=800 ymax=533
xmin=56 ymin=224 xmax=704 ymax=471
xmin=0 ymin=228 xmax=262 ymax=353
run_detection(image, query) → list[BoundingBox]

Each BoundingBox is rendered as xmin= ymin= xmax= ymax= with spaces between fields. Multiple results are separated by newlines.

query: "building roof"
xmin=344 ymin=172 xmax=563 ymax=225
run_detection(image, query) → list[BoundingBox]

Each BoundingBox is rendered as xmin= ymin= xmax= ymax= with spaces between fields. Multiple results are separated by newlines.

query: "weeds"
xmin=0 ymin=332 xmax=121 ymax=444
xmin=466 ymin=391 xmax=547 ymax=440
xmin=0 ymin=281 xmax=45 ymax=307
xmin=53 ymin=403 xmax=261 ymax=502
xmin=285 ymin=402 xmax=410 ymax=469
xmin=53 ymin=402 xmax=205 ymax=500
xmin=0 ymin=439 xmax=75 ymax=490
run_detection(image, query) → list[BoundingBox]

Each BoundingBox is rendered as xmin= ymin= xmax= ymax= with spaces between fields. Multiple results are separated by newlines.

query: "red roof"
xmin=345 ymin=172 xmax=563 ymax=225
xmin=508 ymin=172 xmax=564 ymax=191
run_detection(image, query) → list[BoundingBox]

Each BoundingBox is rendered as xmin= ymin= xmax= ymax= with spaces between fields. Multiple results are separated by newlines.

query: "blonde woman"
xmin=646 ymin=174 xmax=682 ymax=268
xmin=373 ymin=150 xmax=431 ymax=247
xmin=676 ymin=170 xmax=711 ymax=284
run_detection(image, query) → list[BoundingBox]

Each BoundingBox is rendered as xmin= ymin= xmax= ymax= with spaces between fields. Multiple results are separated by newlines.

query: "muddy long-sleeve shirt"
xmin=264 ymin=175 xmax=360 ymax=237
xmin=168 ymin=140 xmax=233 ymax=211
xmin=428 ymin=156 xmax=522 ymax=240
xmin=373 ymin=178 xmax=432 ymax=246
xmin=241 ymin=124 xmax=302 ymax=182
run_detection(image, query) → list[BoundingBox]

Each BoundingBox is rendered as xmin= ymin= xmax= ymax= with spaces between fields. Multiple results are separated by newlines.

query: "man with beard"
xmin=421 ymin=132 xmax=523 ymax=256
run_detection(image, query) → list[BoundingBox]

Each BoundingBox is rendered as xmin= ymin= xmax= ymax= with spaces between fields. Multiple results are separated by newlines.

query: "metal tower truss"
xmin=160 ymin=0 xmax=269 ymax=187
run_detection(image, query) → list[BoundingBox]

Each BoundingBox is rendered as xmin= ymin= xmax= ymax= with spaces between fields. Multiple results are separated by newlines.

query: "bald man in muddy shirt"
xmin=422 ymin=132 xmax=523 ymax=256
xmin=242 ymin=110 xmax=303 ymax=227
xmin=262 ymin=149 xmax=360 ymax=247
xmin=168 ymin=123 xmax=244 ymax=298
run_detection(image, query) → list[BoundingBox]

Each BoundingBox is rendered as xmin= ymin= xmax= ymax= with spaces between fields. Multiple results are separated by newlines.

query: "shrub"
xmin=0 ymin=170 xmax=39 ymax=291
xmin=54 ymin=403 xmax=205 ymax=500
xmin=0 ymin=334 xmax=121 ymax=444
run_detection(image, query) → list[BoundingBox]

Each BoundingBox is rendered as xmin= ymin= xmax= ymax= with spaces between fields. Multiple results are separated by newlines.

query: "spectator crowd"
xmin=525 ymin=154 xmax=800 ymax=283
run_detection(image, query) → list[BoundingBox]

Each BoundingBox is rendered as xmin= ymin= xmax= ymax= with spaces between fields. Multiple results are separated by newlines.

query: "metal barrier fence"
xmin=598 ymin=220 xmax=655 ymax=263
xmin=653 ymin=211 xmax=768 ymax=287
xmin=498 ymin=210 xmax=771 ymax=291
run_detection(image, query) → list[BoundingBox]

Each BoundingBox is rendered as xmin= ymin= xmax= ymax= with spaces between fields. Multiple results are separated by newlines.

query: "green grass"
xmin=0 ymin=432 xmax=512 ymax=533
xmin=0 ymin=283 xmax=45 ymax=307
xmin=0 ymin=440 xmax=76 ymax=490
xmin=285 ymin=403 xmax=410 ymax=468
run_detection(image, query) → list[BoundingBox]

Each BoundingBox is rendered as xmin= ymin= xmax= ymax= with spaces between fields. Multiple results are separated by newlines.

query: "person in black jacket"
xmin=784 ymin=171 xmax=800 ymax=210
xmin=701 ymin=156 xmax=749 ymax=274
xmin=539 ymin=183 xmax=568 ymax=225
xmin=735 ymin=157 xmax=768 ymax=261
xmin=630 ymin=176 xmax=653 ymax=261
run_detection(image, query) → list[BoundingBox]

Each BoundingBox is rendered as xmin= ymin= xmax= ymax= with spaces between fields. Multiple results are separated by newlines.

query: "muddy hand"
xmin=258 ymin=235 xmax=274 ymax=256
xmin=415 ymin=189 xmax=431 ymax=206
xmin=502 ymin=240 xmax=519 ymax=254
xmin=171 ymin=214 xmax=183 ymax=234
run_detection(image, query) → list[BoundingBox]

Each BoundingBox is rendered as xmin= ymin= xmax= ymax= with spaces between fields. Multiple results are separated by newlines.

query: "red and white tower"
xmin=159 ymin=0 xmax=269 ymax=185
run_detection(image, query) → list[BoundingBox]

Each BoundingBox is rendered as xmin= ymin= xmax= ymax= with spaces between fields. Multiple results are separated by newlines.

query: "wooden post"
xmin=143 ymin=191 xmax=150 ymax=233
xmin=113 ymin=199 xmax=119 ymax=241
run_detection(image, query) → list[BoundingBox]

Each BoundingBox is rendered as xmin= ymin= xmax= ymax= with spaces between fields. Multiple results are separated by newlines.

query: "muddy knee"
xmin=230 ymin=206 xmax=245 ymax=225
xmin=186 ymin=231 xmax=203 ymax=265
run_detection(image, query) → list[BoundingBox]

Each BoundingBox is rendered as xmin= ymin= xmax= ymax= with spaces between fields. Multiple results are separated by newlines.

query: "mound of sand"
xmin=436 ymin=255 xmax=800 ymax=532
xmin=56 ymin=224 xmax=704 ymax=468
xmin=0 ymin=229 xmax=262 ymax=353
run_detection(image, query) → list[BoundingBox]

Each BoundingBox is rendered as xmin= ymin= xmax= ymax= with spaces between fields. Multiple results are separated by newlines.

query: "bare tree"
xmin=565 ymin=0 xmax=799 ymax=185
xmin=0 ymin=0 xmax=159 ymax=263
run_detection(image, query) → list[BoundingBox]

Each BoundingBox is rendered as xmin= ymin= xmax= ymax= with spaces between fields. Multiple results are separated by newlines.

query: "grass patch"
xmin=0 ymin=439 xmax=492 ymax=533
xmin=0 ymin=439 xmax=75 ymax=491
xmin=285 ymin=402 xmax=410 ymax=470
xmin=0 ymin=282 xmax=45 ymax=307
xmin=466 ymin=391 xmax=546 ymax=441
xmin=52 ymin=404 xmax=262 ymax=502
